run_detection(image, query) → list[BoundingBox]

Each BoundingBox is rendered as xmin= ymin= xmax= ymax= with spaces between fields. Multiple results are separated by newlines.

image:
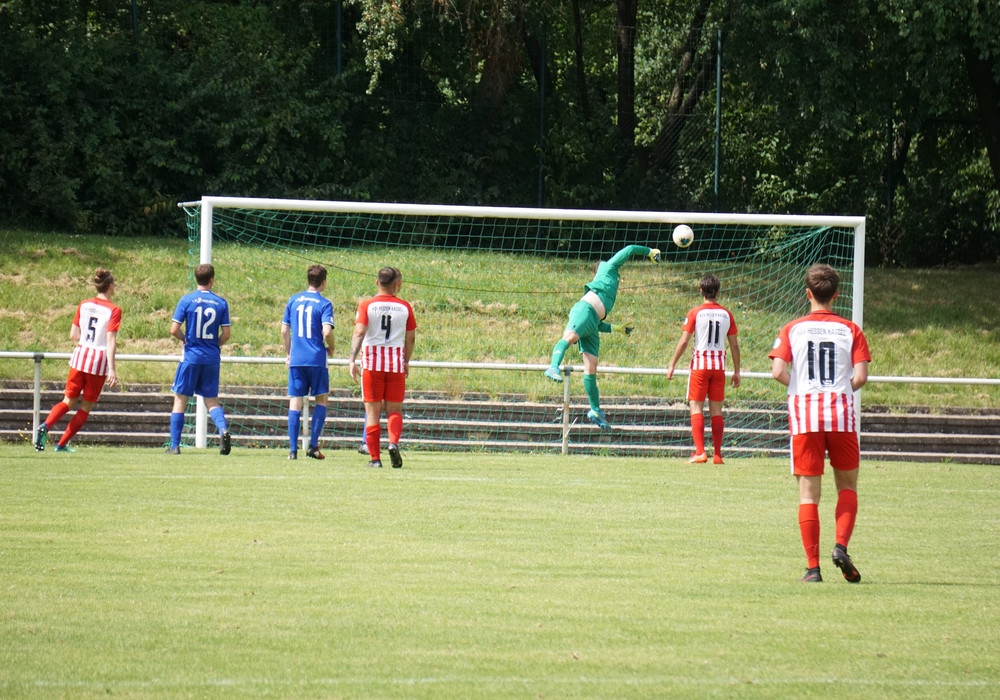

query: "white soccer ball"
xmin=672 ymin=224 xmax=694 ymax=248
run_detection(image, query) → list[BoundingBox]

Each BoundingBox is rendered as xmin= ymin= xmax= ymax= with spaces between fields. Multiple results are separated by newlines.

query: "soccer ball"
xmin=672 ymin=224 xmax=694 ymax=248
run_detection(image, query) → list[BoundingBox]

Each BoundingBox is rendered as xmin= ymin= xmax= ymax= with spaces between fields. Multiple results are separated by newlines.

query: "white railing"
xmin=5 ymin=351 xmax=1000 ymax=453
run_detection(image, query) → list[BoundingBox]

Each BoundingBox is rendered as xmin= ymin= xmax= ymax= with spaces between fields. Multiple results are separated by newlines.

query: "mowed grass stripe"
xmin=2 ymin=446 xmax=998 ymax=699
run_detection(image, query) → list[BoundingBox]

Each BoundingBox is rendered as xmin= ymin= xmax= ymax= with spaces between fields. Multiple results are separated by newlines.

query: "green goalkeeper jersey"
xmin=583 ymin=244 xmax=651 ymax=316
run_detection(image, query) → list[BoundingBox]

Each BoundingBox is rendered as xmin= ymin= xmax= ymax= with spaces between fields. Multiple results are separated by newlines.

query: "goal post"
xmin=178 ymin=196 xmax=865 ymax=455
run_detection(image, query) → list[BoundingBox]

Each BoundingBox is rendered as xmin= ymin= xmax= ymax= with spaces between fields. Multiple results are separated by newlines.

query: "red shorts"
xmin=790 ymin=431 xmax=860 ymax=476
xmin=361 ymin=368 xmax=406 ymax=404
xmin=65 ymin=367 xmax=106 ymax=404
xmin=687 ymin=368 xmax=726 ymax=403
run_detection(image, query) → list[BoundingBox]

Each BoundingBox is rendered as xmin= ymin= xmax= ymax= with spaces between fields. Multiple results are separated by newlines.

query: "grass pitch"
xmin=1 ymin=445 xmax=997 ymax=698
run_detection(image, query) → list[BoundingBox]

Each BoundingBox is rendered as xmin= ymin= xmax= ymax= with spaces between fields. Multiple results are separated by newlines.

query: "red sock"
xmin=691 ymin=413 xmax=705 ymax=455
xmin=387 ymin=411 xmax=403 ymax=445
xmin=365 ymin=424 xmax=381 ymax=461
xmin=835 ymin=489 xmax=858 ymax=548
xmin=711 ymin=415 xmax=724 ymax=456
xmin=798 ymin=503 xmax=821 ymax=569
xmin=45 ymin=401 xmax=70 ymax=429
xmin=59 ymin=409 xmax=89 ymax=446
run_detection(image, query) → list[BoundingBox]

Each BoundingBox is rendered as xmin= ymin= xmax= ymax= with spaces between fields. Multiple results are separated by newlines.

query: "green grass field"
xmin=2 ymin=445 xmax=997 ymax=698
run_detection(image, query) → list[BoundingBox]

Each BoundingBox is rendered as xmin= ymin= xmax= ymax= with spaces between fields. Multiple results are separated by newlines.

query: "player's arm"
xmin=347 ymin=322 xmax=367 ymax=382
xmin=105 ymin=331 xmax=119 ymax=387
xmin=280 ymin=323 xmax=292 ymax=364
xmin=728 ymin=333 xmax=741 ymax=387
xmin=70 ymin=323 xmax=81 ymax=342
xmin=169 ymin=320 xmax=185 ymax=343
xmin=666 ymin=331 xmax=692 ymax=380
xmin=606 ymin=244 xmax=653 ymax=271
xmin=851 ymin=360 xmax=869 ymax=391
xmin=218 ymin=325 xmax=231 ymax=347
xmin=771 ymin=357 xmax=790 ymax=387
xmin=322 ymin=322 xmax=334 ymax=357
xmin=403 ymin=329 xmax=415 ymax=378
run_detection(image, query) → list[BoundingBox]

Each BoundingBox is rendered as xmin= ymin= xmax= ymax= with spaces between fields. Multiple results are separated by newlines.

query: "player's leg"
xmin=197 ymin=364 xmax=230 ymax=455
xmin=829 ymin=433 xmax=862 ymax=582
xmin=546 ymin=329 xmax=579 ymax=382
xmin=168 ymin=362 xmax=196 ymax=453
xmin=384 ymin=373 xmax=406 ymax=468
xmin=288 ymin=372 xmax=305 ymax=458
xmin=579 ymin=342 xmax=610 ymax=430
xmin=362 ymin=369 xmax=385 ymax=466
xmin=308 ymin=367 xmax=330 ymax=455
xmin=794 ymin=433 xmax=825 ymax=581
xmin=56 ymin=378 xmax=100 ymax=450
xmin=686 ymin=371 xmax=708 ymax=462
xmin=37 ymin=371 xmax=84 ymax=450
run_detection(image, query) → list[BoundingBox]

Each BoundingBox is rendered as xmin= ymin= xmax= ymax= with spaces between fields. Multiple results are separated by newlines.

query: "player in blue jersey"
xmin=167 ymin=263 xmax=232 ymax=455
xmin=281 ymin=264 xmax=335 ymax=460
xmin=544 ymin=244 xmax=660 ymax=429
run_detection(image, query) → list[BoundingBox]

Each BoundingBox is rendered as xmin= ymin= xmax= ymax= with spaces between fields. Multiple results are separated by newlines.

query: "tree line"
xmin=1 ymin=0 xmax=997 ymax=266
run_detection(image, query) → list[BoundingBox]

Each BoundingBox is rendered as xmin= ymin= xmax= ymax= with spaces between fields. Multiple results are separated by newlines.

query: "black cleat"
xmin=288 ymin=451 xmax=298 ymax=460
xmin=800 ymin=567 xmax=823 ymax=582
xmin=368 ymin=459 xmax=383 ymax=468
xmin=357 ymin=442 xmax=370 ymax=455
xmin=220 ymin=431 xmax=232 ymax=456
xmin=165 ymin=446 xmax=181 ymax=455
xmin=306 ymin=445 xmax=325 ymax=460
xmin=34 ymin=423 xmax=49 ymax=452
xmin=832 ymin=544 xmax=861 ymax=583
xmin=387 ymin=443 xmax=403 ymax=469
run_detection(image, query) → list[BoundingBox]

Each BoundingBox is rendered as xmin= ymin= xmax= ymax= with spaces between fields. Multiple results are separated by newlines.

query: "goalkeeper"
xmin=544 ymin=244 xmax=660 ymax=429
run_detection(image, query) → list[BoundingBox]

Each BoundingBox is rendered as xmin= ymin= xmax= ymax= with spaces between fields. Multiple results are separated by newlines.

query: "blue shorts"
xmin=172 ymin=361 xmax=220 ymax=399
xmin=288 ymin=366 xmax=330 ymax=398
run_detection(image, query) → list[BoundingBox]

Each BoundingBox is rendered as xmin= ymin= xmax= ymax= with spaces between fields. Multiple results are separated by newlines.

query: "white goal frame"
xmin=180 ymin=196 xmax=866 ymax=449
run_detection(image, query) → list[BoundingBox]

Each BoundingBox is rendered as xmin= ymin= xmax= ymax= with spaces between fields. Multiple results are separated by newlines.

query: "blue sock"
xmin=209 ymin=406 xmax=228 ymax=435
xmin=169 ymin=412 xmax=185 ymax=449
xmin=288 ymin=410 xmax=301 ymax=452
xmin=310 ymin=405 xmax=327 ymax=448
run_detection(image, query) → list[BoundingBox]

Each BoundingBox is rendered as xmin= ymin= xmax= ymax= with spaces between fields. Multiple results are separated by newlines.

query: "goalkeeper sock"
xmin=366 ymin=424 xmax=381 ymax=461
xmin=798 ymin=503 xmax=821 ymax=569
xmin=582 ymin=373 xmax=600 ymax=412
xmin=691 ymin=413 xmax=706 ymax=455
xmin=550 ymin=339 xmax=569 ymax=369
xmin=387 ymin=411 xmax=403 ymax=444
xmin=288 ymin=409 xmax=301 ymax=452
xmin=310 ymin=404 xmax=327 ymax=448
xmin=835 ymin=489 xmax=858 ymax=547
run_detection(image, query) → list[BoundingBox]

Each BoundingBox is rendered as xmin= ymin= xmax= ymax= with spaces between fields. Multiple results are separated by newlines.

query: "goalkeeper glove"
xmin=649 ymin=248 xmax=661 ymax=263
xmin=611 ymin=323 xmax=634 ymax=336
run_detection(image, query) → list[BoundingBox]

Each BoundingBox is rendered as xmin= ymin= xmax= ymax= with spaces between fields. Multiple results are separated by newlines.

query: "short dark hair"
xmin=805 ymin=264 xmax=839 ymax=304
xmin=700 ymin=274 xmax=720 ymax=300
xmin=93 ymin=268 xmax=114 ymax=294
xmin=194 ymin=263 xmax=215 ymax=286
xmin=377 ymin=266 xmax=401 ymax=288
xmin=307 ymin=264 xmax=327 ymax=288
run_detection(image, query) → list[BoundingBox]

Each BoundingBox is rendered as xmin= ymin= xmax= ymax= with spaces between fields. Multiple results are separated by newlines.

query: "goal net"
xmin=178 ymin=197 xmax=864 ymax=457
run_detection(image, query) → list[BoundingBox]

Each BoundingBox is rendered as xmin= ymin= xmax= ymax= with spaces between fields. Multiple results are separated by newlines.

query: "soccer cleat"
xmin=306 ymin=445 xmax=325 ymax=460
xmin=288 ymin=451 xmax=298 ymax=460
xmin=544 ymin=367 xmax=563 ymax=383
xmin=165 ymin=446 xmax=181 ymax=455
xmin=220 ymin=431 xmax=232 ymax=456
xmin=688 ymin=453 xmax=709 ymax=464
xmin=54 ymin=443 xmax=76 ymax=453
xmin=713 ymin=454 xmax=725 ymax=465
xmin=832 ymin=544 xmax=861 ymax=583
xmin=368 ymin=459 xmax=383 ymax=468
xmin=587 ymin=408 xmax=612 ymax=430
xmin=800 ymin=567 xmax=823 ymax=582
xmin=387 ymin=443 xmax=403 ymax=469
xmin=34 ymin=423 xmax=49 ymax=452
xmin=358 ymin=442 xmax=370 ymax=455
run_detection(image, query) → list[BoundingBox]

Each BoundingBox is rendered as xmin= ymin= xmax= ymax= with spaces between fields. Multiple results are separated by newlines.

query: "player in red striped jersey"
xmin=348 ymin=267 xmax=416 ymax=468
xmin=667 ymin=275 xmax=741 ymax=464
xmin=34 ymin=268 xmax=121 ymax=453
xmin=769 ymin=264 xmax=871 ymax=583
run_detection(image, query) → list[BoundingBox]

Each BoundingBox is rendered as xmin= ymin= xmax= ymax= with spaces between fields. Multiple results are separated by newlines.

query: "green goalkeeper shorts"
xmin=565 ymin=300 xmax=602 ymax=358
